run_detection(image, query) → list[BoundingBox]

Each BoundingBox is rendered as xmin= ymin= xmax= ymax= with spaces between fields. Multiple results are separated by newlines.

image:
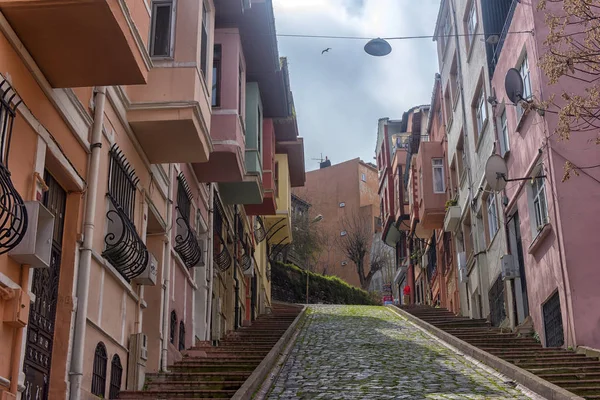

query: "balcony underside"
xmin=194 ymin=143 xmax=244 ymax=183
xmin=128 ymin=106 xmax=211 ymax=164
xmin=264 ymin=213 xmax=291 ymax=246
xmin=245 ymin=191 xmax=276 ymax=216
xmin=0 ymin=0 xmax=149 ymax=87
xmin=219 ymin=175 xmax=263 ymax=205
xmin=420 ymin=209 xmax=445 ymax=230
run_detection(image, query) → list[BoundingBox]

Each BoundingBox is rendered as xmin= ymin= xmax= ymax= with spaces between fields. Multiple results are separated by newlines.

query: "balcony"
xmin=219 ymin=82 xmax=264 ymax=205
xmin=263 ymin=154 xmax=291 ymax=246
xmin=0 ymin=0 xmax=149 ymax=87
xmin=416 ymin=141 xmax=446 ymax=230
xmin=126 ymin=65 xmax=212 ymax=164
xmin=245 ymin=119 xmax=277 ymax=216
xmin=195 ymin=28 xmax=246 ymax=183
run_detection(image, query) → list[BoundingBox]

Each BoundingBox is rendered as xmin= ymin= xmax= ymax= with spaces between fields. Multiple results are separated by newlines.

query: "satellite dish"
xmin=505 ymin=68 xmax=524 ymax=104
xmin=486 ymin=34 xmax=500 ymax=45
xmin=485 ymin=154 xmax=508 ymax=191
xmin=364 ymin=38 xmax=392 ymax=57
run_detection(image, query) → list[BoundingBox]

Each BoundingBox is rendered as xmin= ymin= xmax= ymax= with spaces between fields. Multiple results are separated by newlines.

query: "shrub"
xmin=271 ymin=262 xmax=380 ymax=305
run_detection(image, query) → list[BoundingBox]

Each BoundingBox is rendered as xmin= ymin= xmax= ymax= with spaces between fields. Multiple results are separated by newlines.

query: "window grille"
xmin=91 ymin=343 xmax=107 ymax=397
xmin=178 ymin=321 xmax=185 ymax=351
xmin=170 ymin=310 xmax=177 ymax=345
xmin=109 ymin=354 xmax=123 ymax=399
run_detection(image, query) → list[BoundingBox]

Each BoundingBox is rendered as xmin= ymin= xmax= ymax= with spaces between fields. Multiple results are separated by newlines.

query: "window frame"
xmin=475 ymin=86 xmax=488 ymax=142
xmin=516 ymin=53 xmax=533 ymax=121
xmin=432 ymin=158 xmax=445 ymax=194
xmin=486 ymin=194 xmax=499 ymax=241
xmin=532 ymin=174 xmax=549 ymax=231
xmin=212 ymin=44 xmax=222 ymax=107
xmin=200 ymin=0 xmax=210 ymax=79
xmin=466 ymin=0 xmax=478 ymax=49
xmin=91 ymin=342 xmax=108 ymax=397
xmin=361 ymin=173 xmax=367 ymax=182
xmin=498 ymin=108 xmax=510 ymax=157
xmin=149 ymin=0 xmax=175 ymax=59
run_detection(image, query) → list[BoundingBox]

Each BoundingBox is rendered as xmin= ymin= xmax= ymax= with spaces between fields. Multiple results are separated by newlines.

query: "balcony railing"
xmin=0 ymin=79 xmax=27 ymax=254
xmin=174 ymin=207 xmax=202 ymax=268
xmin=490 ymin=0 xmax=519 ymax=75
xmin=213 ymin=232 xmax=231 ymax=272
xmin=103 ymin=195 xmax=149 ymax=281
xmin=254 ymin=216 xmax=266 ymax=243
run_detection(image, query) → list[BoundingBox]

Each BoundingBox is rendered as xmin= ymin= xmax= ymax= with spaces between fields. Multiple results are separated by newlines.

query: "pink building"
xmin=488 ymin=0 xmax=600 ymax=350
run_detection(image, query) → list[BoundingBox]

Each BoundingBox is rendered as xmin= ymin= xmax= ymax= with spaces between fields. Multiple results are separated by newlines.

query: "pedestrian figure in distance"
xmin=403 ymin=285 xmax=411 ymax=306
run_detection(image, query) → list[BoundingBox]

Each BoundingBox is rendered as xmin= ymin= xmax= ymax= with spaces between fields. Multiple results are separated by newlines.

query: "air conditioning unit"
xmin=443 ymin=205 xmax=461 ymax=232
xmin=126 ymin=332 xmax=148 ymax=390
xmin=9 ymin=201 xmax=55 ymax=268
xmin=2 ymin=288 xmax=30 ymax=328
xmin=132 ymin=253 xmax=157 ymax=286
xmin=501 ymin=254 xmax=519 ymax=280
xmin=457 ymin=251 xmax=468 ymax=283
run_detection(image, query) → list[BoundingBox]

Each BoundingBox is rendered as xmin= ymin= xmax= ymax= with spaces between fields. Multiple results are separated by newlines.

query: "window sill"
xmin=528 ymin=223 xmax=552 ymax=255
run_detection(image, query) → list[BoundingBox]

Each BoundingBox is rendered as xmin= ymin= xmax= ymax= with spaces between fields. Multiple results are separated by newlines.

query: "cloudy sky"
xmin=272 ymin=0 xmax=441 ymax=171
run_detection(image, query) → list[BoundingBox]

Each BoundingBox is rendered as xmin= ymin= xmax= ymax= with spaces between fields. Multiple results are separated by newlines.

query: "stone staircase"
xmin=120 ymin=303 xmax=302 ymax=399
xmin=400 ymin=305 xmax=600 ymax=399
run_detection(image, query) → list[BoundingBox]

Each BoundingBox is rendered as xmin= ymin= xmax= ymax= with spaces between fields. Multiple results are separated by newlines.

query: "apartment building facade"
xmin=487 ymin=0 xmax=600 ymax=350
xmin=292 ymin=158 xmax=378 ymax=288
xmin=0 ymin=1 xmax=304 ymax=399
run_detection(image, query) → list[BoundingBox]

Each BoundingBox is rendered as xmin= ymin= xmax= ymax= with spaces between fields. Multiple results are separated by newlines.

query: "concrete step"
xmin=146 ymin=372 xmax=252 ymax=383
xmin=119 ymin=389 xmax=237 ymax=398
xmin=145 ymin=380 xmax=245 ymax=391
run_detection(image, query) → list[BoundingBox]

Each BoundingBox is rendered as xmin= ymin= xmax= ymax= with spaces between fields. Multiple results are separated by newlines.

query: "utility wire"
xmin=219 ymin=30 xmax=534 ymax=41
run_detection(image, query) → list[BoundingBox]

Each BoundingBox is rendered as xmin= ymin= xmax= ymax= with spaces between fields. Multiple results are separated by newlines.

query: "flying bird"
xmin=321 ymin=48 xmax=332 ymax=54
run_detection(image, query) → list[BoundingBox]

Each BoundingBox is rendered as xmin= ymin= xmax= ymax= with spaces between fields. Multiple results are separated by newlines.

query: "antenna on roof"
xmin=311 ymin=153 xmax=325 ymax=163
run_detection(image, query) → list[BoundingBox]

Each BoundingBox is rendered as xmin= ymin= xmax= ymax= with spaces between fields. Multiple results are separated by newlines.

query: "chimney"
xmin=320 ymin=156 xmax=331 ymax=169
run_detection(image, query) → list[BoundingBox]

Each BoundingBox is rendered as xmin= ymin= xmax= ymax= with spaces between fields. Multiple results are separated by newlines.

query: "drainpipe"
xmin=205 ymin=184 xmax=214 ymax=341
xmin=233 ymin=205 xmax=240 ymax=330
xmin=69 ymin=86 xmax=106 ymax=400
xmin=160 ymin=164 xmax=174 ymax=371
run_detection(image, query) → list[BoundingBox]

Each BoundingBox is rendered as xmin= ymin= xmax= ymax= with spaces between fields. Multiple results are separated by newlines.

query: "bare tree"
xmin=285 ymin=203 xmax=324 ymax=272
xmin=537 ymin=0 xmax=600 ymax=180
xmin=337 ymin=212 xmax=387 ymax=290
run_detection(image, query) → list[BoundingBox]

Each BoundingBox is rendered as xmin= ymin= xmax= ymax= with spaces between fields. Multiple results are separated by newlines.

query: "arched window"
xmin=178 ymin=321 xmax=185 ymax=351
xmin=109 ymin=354 xmax=123 ymax=399
xmin=170 ymin=310 xmax=177 ymax=344
xmin=91 ymin=342 xmax=107 ymax=397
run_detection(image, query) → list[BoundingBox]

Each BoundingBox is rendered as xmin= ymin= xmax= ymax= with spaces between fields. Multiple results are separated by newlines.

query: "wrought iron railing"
xmin=103 ymin=195 xmax=149 ymax=281
xmin=254 ymin=216 xmax=266 ymax=243
xmin=0 ymin=79 xmax=27 ymax=254
xmin=174 ymin=207 xmax=202 ymax=268
xmin=213 ymin=232 xmax=231 ymax=272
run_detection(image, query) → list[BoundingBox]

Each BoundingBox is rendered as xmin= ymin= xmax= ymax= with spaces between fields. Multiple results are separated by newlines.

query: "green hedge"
xmin=271 ymin=262 xmax=379 ymax=305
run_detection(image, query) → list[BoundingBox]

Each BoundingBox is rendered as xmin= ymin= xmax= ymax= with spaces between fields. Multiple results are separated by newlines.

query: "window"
xmin=498 ymin=109 xmax=509 ymax=157
xmin=150 ymin=0 xmax=173 ymax=58
xmin=439 ymin=11 xmax=451 ymax=54
xmin=170 ymin=310 xmax=177 ymax=344
xmin=487 ymin=195 xmax=499 ymax=240
xmin=475 ymin=88 xmax=488 ymax=141
xmin=466 ymin=1 xmax=477 ymax=48
xmin=444 ymin=85 xmax=453 ymax=127
xmin=361 ymin=173 xmax=367 ymax=182
xmin=432 ymin=158 xmax=445 ymax=193
xmin=178 ymin=321 xmax=186 ymax=351
xmin=212 ymin=44 xmax=222 ymax=107
xmin=517 ymin=54 xmax=532 ymax=120
xmin=109 ymin=355 xmax=123 ymax=399
xmin=91 ymin=343 xmax=107 ymax=397
xmin=532 ymin=174 xmax=549 ymax=230
xmin=200 ymin=1 xmax=210 ymax=79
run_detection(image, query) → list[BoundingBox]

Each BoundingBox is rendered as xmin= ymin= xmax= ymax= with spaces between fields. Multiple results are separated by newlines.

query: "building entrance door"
xmin=23 ymin=171 xmax=66 ymax=400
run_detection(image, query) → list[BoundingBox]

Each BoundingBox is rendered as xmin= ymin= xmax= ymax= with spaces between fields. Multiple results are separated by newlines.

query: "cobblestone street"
xmin=266 ymin=305 xmax=538 ymax=400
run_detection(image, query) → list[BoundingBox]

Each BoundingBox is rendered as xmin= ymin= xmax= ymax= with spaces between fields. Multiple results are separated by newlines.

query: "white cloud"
xmin=273 ymin=0 xmax=440 ymax=170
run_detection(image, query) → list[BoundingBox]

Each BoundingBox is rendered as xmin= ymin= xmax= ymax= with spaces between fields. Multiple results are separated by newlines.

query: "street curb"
xmin=387 ymin=305 xmax=585 ymax=400
xmin=231 ymin=304 xmax=307 ymax=400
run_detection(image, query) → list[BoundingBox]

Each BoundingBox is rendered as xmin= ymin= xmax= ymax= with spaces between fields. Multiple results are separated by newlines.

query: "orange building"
xmin=293 ymin=158 xmax=378 ymax=288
